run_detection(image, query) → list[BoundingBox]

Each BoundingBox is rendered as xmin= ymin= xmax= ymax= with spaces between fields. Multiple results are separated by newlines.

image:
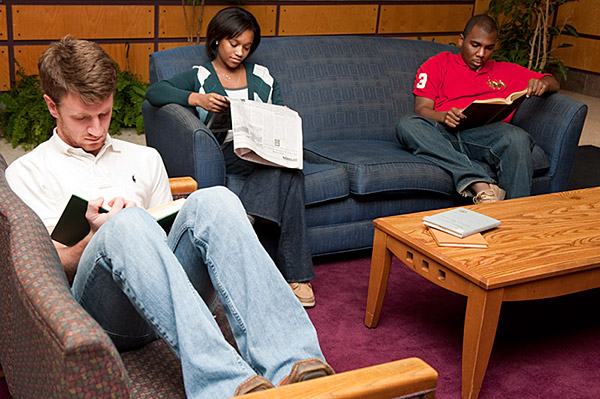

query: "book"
xmin=422 ymin=207 xmax=500 ymax=238
xmin=229 ymin=99 xmax=303 ymax=170
xmin=456 ymin=89 xmax=528 ymax=131
xmin=50 ymin=195 xmax=186 ymax=246
xmin=428 ymin=227 xmax=488 ymax=248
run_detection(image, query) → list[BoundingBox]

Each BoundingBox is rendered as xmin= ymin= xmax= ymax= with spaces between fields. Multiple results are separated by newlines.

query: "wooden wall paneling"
xmin=0 ymin=46 xmax=10 ymax=91
xmin=158 ymin=42 xmax=200 ymax=52
xmin=279 ymin=5 xmax=378 ymax=36
xmin=14 ymin=43 xmax=153 ymax=82
xmin=473 ymin=0 xmax=492 ymax=16
xmin=12 ymin=5 xmax=154 ymax=40
xmin=557 ymin=0 xmax=600 ymax=36
xmin=379 ymin=4 xmax=473 ymax=34
xmin=12 ymin=46 xmax=45 ymax=77
xmin=0 ymin=6 xmax=7 ymax=41
xmin=554 ymin=35 xmax=600 ymax=74
xmin=159 ymin=5 xmax=277 ymax=39
xmin=102 ymin=43 xmax=155 ymax=82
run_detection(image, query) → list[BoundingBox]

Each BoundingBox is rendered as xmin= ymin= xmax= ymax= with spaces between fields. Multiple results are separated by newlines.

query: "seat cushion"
xmin=305 ymin=140 xmax=550 ymax=196
xmin=225 ymin=161 xmax=349 ymax=206
xmin=302 ymin=162 xmax=349 ymax=205
xmin=305 ymin=140 xmax=456 ymax=196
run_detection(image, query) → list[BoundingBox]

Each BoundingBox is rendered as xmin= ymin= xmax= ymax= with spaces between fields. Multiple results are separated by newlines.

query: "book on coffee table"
xmin=428 ymin=227 xmax=488 ymax=248
xmin=422 ymin=207 xmax=500 ymax=238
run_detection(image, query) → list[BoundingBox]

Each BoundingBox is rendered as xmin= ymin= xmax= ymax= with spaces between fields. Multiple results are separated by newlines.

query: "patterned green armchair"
xmin=0 ymin=152 xmax=437 ymax=399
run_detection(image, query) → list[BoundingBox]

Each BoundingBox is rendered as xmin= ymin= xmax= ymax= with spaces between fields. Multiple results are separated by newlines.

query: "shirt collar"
xmin=452 ymin=52 xmax=495 ymax=74
xmin=49 ymin=128 xmax=121 ymax=159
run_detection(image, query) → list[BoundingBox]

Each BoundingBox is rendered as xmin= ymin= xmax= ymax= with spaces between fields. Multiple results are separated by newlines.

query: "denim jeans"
xmin=223 ymin=143 xmax=314 ymax=282
xmin=71 ymin=186 xmax=325 ymax=399
xmin=395 ymin=114 xmax=534 ymax=198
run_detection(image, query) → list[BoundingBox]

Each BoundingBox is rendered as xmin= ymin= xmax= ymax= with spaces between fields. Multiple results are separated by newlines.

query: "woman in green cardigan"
xmin=146 ymin=7 xmax=316 ymax=307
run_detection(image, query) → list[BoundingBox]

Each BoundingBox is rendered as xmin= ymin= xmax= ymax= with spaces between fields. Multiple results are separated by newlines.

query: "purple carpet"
xmin=307 ymin=254 xmax=600 ymax=398
xmin=2 ymin=254 xmax=599 ymax=399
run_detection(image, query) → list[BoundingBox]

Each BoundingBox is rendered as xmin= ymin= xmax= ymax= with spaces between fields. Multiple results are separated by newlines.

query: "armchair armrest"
xmin=169 ymin=176 xmax=198 ymax=199
xmin=236 ymin=358 xmax=437 ymax=399
xmin=143 ymin=100 xmax=226 ymax=189
xmin=512 ymin=92 xmax=587 ymax=192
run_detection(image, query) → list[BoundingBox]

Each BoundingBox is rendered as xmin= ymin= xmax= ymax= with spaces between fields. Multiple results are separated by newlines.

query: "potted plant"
xmin=487 ymin=0 xmax=579 ymax=80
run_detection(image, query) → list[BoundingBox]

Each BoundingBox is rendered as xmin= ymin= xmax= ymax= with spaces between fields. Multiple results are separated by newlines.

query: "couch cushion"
xmin=302 ymin=162 xmax=349 ymax=205
xmin=305 ymin=140 xmax=456 ymax=196
xmin=225 ymin=162 xmax=349 ymax=206
xmin=305 ymin=140 xmax=550 ymax=196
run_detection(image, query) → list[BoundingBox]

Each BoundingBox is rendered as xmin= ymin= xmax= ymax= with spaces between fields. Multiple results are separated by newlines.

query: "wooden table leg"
xmin=461 ymin=285 xmax=504 ymax=399
xmin=365 ymin=229 xmax=392 ymax=328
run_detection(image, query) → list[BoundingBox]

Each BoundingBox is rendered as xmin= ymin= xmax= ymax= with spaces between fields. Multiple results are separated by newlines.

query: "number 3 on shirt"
xmin=416 ymin=73 xmax=428 ymax=89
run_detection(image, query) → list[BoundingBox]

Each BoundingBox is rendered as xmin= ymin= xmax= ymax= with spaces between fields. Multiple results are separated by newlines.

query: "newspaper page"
xmin=229 ymin=99 xmax=303 ymax=170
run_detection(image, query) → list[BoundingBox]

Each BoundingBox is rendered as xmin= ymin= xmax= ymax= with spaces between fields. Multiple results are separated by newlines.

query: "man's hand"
xmin=526 ymin=75 xmax=560 ymax=97
xmin=414 ymin=96 xmax=466 ymax=128
xmin=188 ymin=92 xmax=229 ymax=113
xmin=443 ymin=108 xmax=466 ymax=129
xmin=86 ymin=197 xmax=136 ymax=233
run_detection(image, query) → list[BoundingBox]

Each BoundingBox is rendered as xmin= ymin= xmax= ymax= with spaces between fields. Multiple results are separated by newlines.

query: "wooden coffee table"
xmin=364 ymin=187 xmax=600 ymax=399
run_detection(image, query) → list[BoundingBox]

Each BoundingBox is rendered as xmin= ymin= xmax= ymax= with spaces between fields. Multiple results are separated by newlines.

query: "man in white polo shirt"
xmin=6 ymin=35 xmax=332 ymax=399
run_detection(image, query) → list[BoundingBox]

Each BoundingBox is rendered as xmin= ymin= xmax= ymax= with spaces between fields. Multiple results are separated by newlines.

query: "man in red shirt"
xmin=396 ymin=14 xmax=559 ymax=202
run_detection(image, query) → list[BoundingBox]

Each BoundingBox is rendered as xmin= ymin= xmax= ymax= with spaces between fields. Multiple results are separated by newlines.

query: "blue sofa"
xmin=142 ymin=36 xmax=587 ymax=256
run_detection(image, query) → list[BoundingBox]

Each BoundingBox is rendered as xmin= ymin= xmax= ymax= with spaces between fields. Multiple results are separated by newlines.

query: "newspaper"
xmin=229 ymin=99 xmax=303 ymax=170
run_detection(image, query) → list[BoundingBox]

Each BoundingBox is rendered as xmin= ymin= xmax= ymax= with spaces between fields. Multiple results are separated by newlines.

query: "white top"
xmin=6 ymin=129 xmax=172 ymax=228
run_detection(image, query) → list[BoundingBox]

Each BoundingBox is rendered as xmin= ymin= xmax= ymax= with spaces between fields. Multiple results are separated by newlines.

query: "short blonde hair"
xmin=38 ymin=35 xmax=118 ymax=105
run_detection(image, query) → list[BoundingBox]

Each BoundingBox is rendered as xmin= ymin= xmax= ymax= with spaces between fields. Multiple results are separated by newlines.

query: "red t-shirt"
xmin=413 ymin=52 xmax=548 ymax=121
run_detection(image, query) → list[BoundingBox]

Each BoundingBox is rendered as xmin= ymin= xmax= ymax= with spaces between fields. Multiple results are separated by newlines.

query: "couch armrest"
xmin=512 ymin=92 xmax=587 ymax=192
xmin=235 ymin=358 xmax=437 ymax=399
xmin=143 ymin=100 xmax=226 ymax=189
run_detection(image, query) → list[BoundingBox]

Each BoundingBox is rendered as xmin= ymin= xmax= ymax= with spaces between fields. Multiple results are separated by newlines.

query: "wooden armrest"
xmin=233 ymin=357 xmax=437 ymax=399
xmin=169 ymin=177 xmax=198 ymax=196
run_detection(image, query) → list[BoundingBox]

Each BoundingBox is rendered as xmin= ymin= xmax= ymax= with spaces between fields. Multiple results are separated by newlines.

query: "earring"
xmin=215 ymin=41 xmax=219 ymax=46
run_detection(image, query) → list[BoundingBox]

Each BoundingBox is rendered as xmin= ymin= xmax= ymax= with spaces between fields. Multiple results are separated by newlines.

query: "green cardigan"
xmin=145 ymin=61 xmax=283 ymax=124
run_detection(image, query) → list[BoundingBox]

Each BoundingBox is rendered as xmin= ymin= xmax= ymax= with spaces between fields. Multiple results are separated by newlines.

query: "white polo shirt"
xmin=6 ymin=129 xmax=172 ymax=228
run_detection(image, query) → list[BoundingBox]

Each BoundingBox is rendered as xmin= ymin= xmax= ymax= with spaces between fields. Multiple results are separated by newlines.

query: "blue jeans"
xmin=223 ymin=143 xmax=314 ymax=282
xmin=395 ymin=114 xmax=534 ymax=198
xmin=71 ymin=186 xmax=325 ymax=399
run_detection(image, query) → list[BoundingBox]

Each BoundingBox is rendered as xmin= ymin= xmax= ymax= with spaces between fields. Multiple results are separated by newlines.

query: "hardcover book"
xmin=50 ymin=195 xmax=185 ymax=246
xmin=422 ymin=207 xmax=500 ymax=238
xmin=428 ymin=227 xmax=488 ymax=248
xmin=457 ymin=89 xmax=528 ymax=131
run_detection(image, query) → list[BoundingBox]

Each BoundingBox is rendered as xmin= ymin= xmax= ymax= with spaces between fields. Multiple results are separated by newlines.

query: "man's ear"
xmin=43 ymin=94 xmax=59 ymax=119
xmin=458 ymin=33 xmax=465 ymax=47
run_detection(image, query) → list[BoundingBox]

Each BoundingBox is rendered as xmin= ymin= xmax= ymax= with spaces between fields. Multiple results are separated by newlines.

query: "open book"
xmin=229 ymin=99 xmax=303 ymax=170
xmin=457 ymin=89 xmax=528 ymax=131
xmin=50 ymin=195 xmax=186 ymax=246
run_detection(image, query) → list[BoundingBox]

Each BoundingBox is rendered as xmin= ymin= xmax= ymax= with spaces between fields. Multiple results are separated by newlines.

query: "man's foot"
xmin=234 ymin=375 xmax=274 ymax=396
xmin=279 ymin=358 xmax=335 ymax=386
xmin=473 ymin=184 xmax=506 ymax=204
xmin=289 ymin=282 xmax=315 ymax=308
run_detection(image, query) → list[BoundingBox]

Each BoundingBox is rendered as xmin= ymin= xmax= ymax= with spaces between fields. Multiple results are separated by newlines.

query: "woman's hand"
xmin=188 ymin=92 xmax=230 ymax=113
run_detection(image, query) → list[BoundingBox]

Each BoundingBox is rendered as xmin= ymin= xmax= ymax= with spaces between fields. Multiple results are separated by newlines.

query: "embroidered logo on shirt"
xmin=487 ymin=78 xmax=506 ymax=90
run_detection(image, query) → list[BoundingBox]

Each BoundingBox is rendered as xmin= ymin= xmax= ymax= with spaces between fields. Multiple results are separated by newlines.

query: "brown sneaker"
xmin=473 ymin=184 xmax=506 ymax=204
xmin=289 ymin=282 xmax=315 ymax=308
xmin=234 ymin=375 xmax=274 ymax=396
xmin=279 ymin=358 xmax=335 ymax=386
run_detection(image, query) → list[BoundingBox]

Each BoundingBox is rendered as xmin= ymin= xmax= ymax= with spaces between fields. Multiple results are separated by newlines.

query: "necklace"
xmin=214 ymin=64 xmax=243 ymax=85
